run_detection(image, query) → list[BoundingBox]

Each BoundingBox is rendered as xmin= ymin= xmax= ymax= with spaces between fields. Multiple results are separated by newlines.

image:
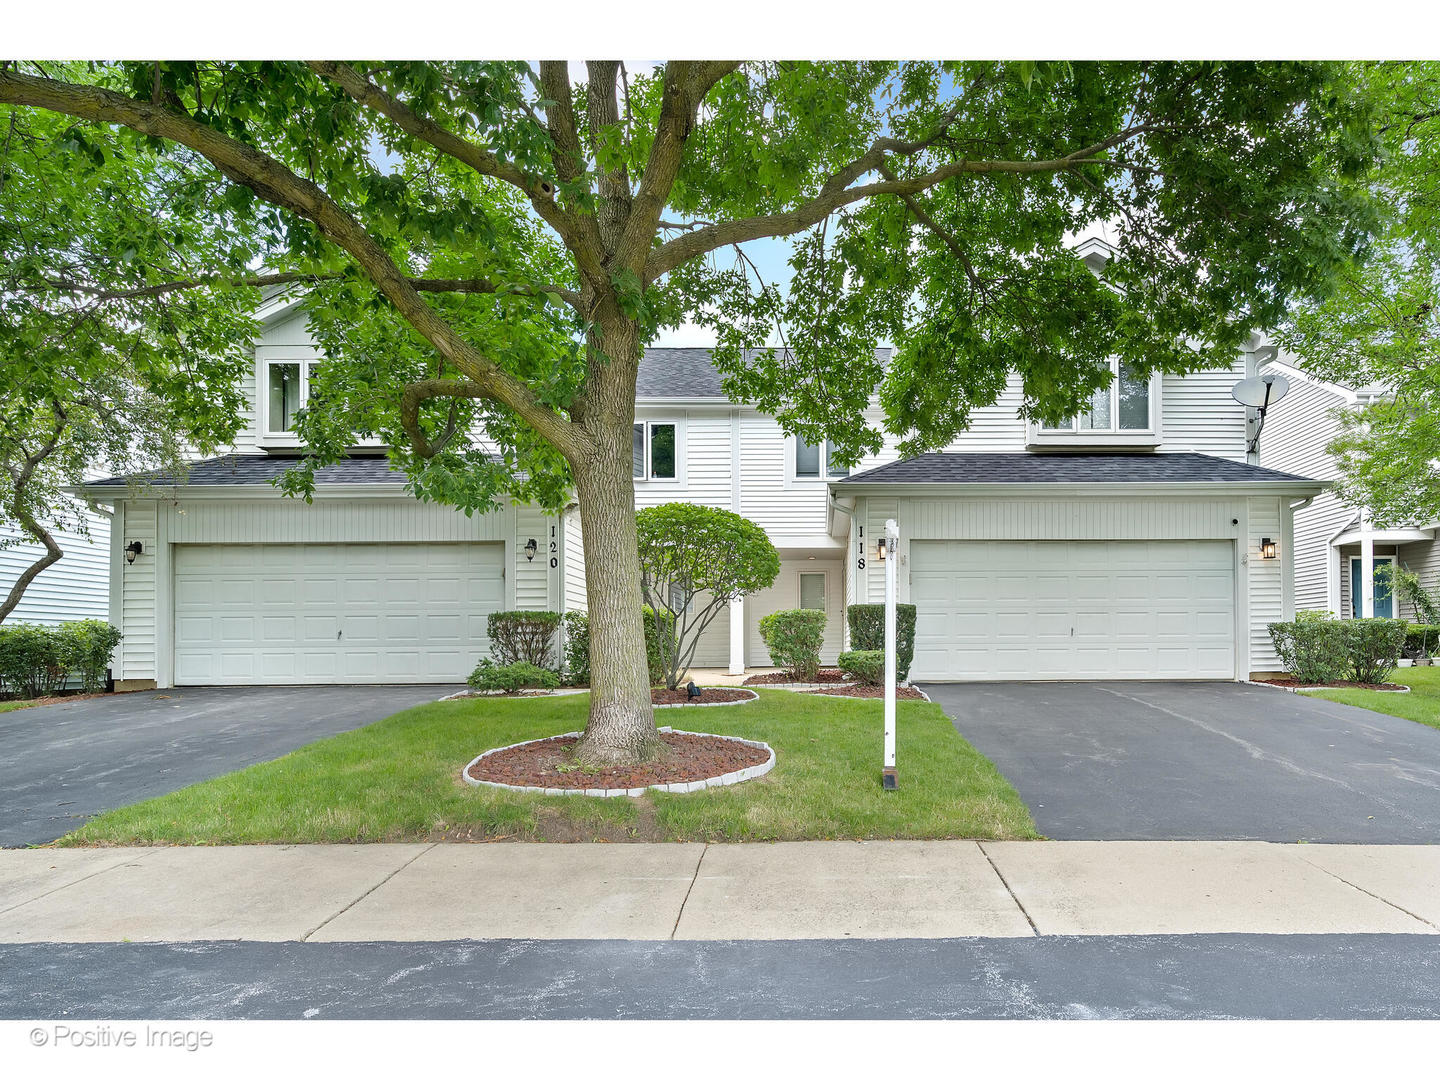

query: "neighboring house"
xmin=0 ymin=510 xmax=111 ymax=627
xmin=1258 ymin=354 xmax=1439 ymax=622
xmin=81 ymin=243 xmax=1323 ymax=688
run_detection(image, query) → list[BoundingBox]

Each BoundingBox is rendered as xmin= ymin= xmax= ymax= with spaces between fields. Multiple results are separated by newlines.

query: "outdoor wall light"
xmin=124 ymin=540 xmax=143 ymax=565
xmin=1260 ymin=537 xmax=1277 ymax=560
xmin=876 ymin=536 xmax=888 ymax=561
xmin=524 ymin=538 xmax=539 ymax=562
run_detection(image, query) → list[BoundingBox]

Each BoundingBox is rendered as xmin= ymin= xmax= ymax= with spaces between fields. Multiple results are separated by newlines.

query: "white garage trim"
xmin=909 ymin=539 xmax=1237 ymax=682
xmin=172 ymin=542 xmax=503 ymax=685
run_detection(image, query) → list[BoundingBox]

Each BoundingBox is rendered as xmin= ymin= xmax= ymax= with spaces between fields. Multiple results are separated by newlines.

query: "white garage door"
xmin=173 ymin=543 xmax=504 ymax=684
xmin=909 ymin=539 xmax=1235 ymax=681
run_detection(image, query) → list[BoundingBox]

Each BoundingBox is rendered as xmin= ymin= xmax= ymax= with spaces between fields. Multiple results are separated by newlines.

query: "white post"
xmin=1360 ymin=523 xmax=1375 ymax=620
xmin=883 ymin=518 xmax=899 ymax=790
xmin=727 ymin=596 xmax=745 ymax=676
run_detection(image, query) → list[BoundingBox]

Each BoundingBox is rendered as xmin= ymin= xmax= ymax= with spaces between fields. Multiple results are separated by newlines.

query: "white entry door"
xmin=909 ymin=539 xmax=1236 ymax=681
xmin=173 ymin=542 xmax=504 ymax=684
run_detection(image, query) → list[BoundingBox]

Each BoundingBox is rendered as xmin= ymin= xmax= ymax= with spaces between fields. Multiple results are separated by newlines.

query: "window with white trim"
xmin=798 ymin=571 xmax=826 ymax=611
xmin=633 ymin=422 xmax=676 ymax=480
xmin=1041 ymin=359 xmax=1153 ymax=433
xmin=795 ymin=435 xmax=848 ymax=479
xmin=264 ymin=358 xmax=319 ymax=435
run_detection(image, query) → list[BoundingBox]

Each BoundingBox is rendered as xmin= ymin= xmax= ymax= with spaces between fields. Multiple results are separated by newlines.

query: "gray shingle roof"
xmin=836 ymin=452 xmax=1317 ymax=485
xmin=88 ymin=455 xmax=405 ymax=488
xmin=637 ymin=347 xmax=892 ymax=399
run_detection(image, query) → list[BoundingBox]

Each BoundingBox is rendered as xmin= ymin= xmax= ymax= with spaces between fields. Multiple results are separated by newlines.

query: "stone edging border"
xmin=794 ymin=686 xmax=931 ymax=702
xmin=1246 ymin=679 xmax=1411 ymax=695
xmin=461 ymin=725 xmax=775 ymax=798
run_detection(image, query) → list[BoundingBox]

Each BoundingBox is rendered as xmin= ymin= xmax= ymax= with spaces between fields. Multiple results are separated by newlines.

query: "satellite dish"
xmin=1232 ymin=372 xmax=1290 ymax=456
xmin=1231 ymin=373 xmax=1290 ymax=409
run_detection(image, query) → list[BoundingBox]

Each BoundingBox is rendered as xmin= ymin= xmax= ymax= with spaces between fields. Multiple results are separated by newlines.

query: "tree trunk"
xmin=570 ymin=323 xmax=662 ymax=767
xmin=0 ymin=504 xmax=63 ymax=624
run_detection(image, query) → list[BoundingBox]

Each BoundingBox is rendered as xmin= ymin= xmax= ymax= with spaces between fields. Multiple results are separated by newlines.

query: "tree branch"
xmin=302 ymin=61 xmax=605 ymax=283
xmin=645 ymin=124 xmax=1153 ymax=281
xmin=398 ymin=379 xmax=493 ymax=458
xmin=0 ymin=68 xmax=588 ymax=461
xmin=0 ymin=415 xmax=67 ymax=624
xmin=25 ymin=270 xmax=581 ymax=311
xmin=614 ymin=61 xmax=738 ymax=273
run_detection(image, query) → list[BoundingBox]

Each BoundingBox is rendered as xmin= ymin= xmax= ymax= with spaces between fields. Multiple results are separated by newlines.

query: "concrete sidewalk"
xmin=1 ymin=841 xmax=1436 ymax=943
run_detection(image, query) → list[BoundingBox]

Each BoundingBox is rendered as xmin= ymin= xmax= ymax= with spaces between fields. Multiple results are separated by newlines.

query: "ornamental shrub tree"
xmin=636 ymin=502 xmax=780 ymax=689
xmin=0 ymin=61 xmax=1379 ymax=765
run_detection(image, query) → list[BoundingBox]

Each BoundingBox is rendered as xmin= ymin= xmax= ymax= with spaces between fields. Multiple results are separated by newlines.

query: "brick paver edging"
xmin=460 ymin=725 xmax=775 ymax=798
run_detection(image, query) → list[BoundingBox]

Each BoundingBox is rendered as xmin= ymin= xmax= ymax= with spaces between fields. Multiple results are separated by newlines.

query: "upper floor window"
xmin=795 ymin=435 xmax=848 ymax=479
xmin=265 ymin=358 xmax=317 ymax=435
xmin=633 ymin=422 xmax=676 ymax=480
xmin=1041 ymin=359 xmax=1152 ymax=433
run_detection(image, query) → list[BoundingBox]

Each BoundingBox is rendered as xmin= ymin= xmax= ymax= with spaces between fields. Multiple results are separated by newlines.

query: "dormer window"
xmin=1028 ymin=359 xmax=1161 ymax=448
xmin=262 ymin=357 xmax=317 ymax=438
xmin=1042 ymin=360 xmax=1151 ymax=433
xmin=796 ymin=435 xmax=848 ymax=479
xmin=633 ymin=422 xmax=676 ymax=480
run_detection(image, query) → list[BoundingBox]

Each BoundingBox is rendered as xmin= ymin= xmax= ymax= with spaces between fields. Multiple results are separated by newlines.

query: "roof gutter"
xmin=829 ymin=479 xmax=1330 ymax=497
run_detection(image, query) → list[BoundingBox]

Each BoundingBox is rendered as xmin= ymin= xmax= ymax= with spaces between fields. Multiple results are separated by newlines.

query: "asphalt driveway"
xmin=922 ymin=681 xmax=1440 ymax=842
xmin=1 ymin=685 xmax=458 ymax=847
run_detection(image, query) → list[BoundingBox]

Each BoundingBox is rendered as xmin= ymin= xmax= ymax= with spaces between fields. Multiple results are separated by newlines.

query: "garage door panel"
xmin=910 ymin=539 xmax=1235 ymax=681
xmin=173 ymin=542 xmax=504 ymax=685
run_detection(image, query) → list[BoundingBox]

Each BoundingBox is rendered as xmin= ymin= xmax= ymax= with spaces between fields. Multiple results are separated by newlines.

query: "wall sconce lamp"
xmin=1260 ymin=537 xmax=1277 ymax=560
xmin=876 ymin=536 xmax=888 ymax=562
xmin=124 ymin=541 xmax=143 ymax=565
xmin=524 ymin=538 xmax=539 ymax=562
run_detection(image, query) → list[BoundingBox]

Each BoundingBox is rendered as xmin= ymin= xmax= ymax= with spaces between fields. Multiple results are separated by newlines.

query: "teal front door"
xmin=1351 ymin=556 xmax=1394 ymax=618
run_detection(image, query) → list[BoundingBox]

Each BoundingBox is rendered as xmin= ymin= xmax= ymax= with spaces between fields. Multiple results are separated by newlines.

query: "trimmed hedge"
xmin=0 ymin=620 xmax=123 ymax=699
xmin=758 ymin=608 xmax=827 ymax=682
xmin=846 ymin=603 xmax=917 ymax=681
xmin=486 ymin=610 xmax=562 ymax=667
xmin=837 ymin=649 xmax=884 ymax=685
xmin=467 ymin=659 xmax=560 ymax=694
xmin=1349 ymin=618 xmax=1408 ymax=684
xmin=1268 ymin=615 xmax=1407 ymax=685
xmin=559 ymin=607 xmax=672 ymax=687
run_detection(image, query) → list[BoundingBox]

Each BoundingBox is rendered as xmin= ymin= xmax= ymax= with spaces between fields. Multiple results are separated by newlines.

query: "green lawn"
xmin=0 ymin=700 xmax=39 ymax=714
xmin=55 ymin=690 xmax=1037 ymax=845
xmin=1304 ymin=665 xmax=1440 ymax=731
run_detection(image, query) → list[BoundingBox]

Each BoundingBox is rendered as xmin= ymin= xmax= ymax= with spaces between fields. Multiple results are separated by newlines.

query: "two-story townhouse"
xmin=82 ymin=243 xmax=1323 ymax=689
xmin=1258 ymin=353 xmax=1439 ymax=622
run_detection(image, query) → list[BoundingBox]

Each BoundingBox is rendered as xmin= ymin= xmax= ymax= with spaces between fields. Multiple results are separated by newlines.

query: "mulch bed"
xmin=1265 ymin=678 xmax=1409 ymax=692
xmin=743 ymin=668 xmax=850 ymax=686
xmin=802 ymin=685 xmax=928 ymax=700
xmin=651 ymin=687 xmax=755 ymax=705
xmin=466 ymin=731 xmax=770 ymax=790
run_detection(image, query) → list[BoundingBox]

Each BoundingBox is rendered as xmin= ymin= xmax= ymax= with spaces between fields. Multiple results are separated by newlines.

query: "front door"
xmin=1350 ymin=556 xmax=1394 ymax=619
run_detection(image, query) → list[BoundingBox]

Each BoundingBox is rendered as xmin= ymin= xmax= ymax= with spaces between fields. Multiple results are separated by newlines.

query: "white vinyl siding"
xmin=172 ymin=542 xmax=502 ymax=684
xmin=563 ymin=507 xmax=587 ymax=612
xmin=0 ymin=511 xmax=109 ymax=626
xmin=910 ymin=539 xmax=1236 ymax=681
xmin=117 ymin=501 xmax=158 ymax=679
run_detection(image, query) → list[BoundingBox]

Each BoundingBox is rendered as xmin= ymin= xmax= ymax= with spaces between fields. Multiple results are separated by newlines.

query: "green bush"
xmin=486 ymin=610 xmax=562 ymax=667
xmin=1348 ymin=618 xmax=1408 ymax=684
xmin=466 ymin=659 xmax=561 ymax=694
xmin=558 ymin=607 xmax=672 ymax=686
xmin=1403 ymin=624 xmax=1440 ymax=660
xmin=846 ymin=603 xmax=917 ymax=681
xmin=1268 ymin=616 xmax=1350 ymax=684
xmin=0 ymin=620 xmax=123 ymax=699
xmin=56 ymin=620 xmax=124 ymax=693
xmin=837 ymin=649 xmax=885 ymax=685
xmin=759 ymin=608 xmax=827 ymax=681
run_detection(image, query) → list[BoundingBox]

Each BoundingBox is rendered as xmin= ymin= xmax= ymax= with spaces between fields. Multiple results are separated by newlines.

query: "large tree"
xmin=1278 ymin=62 xmax=1440 ymax=527
xmin=0 ymin=95 xmax=261 ymax=621
xmin=0 ymin=60 xmax=1376 ymax=763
